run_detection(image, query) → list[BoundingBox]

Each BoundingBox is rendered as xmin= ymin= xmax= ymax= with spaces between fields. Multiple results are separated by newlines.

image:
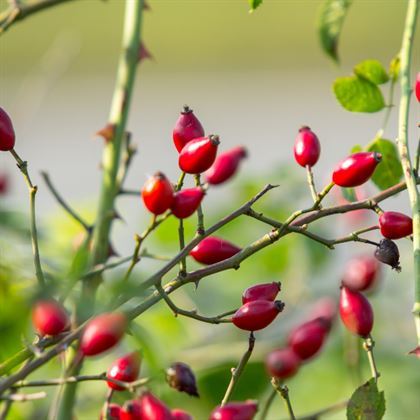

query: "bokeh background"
xmin=1 ymin=0 xmax=419 ymax=419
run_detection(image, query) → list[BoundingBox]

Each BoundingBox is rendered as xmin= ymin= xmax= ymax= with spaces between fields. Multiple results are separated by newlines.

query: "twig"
xmin=363 ymin=335 xmax=380 ymax=383
xmin=178 ymin=219 xmax=187 ymax=276
xmin=175 ymin=171 xmax=186 ymax=192
xmin=260 ymin=388 xmax=276 ymax=420
xmin=0 ymin=392 xmax=46 ymax=402
xmin=271 ymin=379 xmax=296 ymax=420
xmin=306 ymin=165 xmax=318 ymax=203
xmin=9 ymin=149 xmax=45 ymax=286
xmin=41 ymin=172 xmax=91 ymax=232
xmin=102 ymin=389 xmax=114 ymax=420
xmin=221 ymin=332 xmax=255 ymax=406
xmin=296 ymin=400 xmax=348 ymax=420
xmin=194 ymin=175 xmax=205 ymax=235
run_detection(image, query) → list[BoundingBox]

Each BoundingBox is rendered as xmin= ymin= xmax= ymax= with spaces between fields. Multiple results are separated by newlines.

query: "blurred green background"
xmin=1 ymin=0 xmax=419 ymax=419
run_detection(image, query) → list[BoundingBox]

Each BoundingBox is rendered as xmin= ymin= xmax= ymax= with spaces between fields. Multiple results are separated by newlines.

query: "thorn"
xmin=138 ymin=42 xmax=153 ymax=63
xmin=95 ymin=123 xmax=115 ymax=143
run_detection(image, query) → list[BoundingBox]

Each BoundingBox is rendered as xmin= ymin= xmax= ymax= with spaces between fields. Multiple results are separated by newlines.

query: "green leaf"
xmin=347 ymin=378 xmax=385 ymax=420
xmin=354 ymin=60 xmax=389 ymax=85
xmin=366 ymin=138 xmax=403 ymax=190
xmin=318 ymin=0 xmax=352 ymax=62
xmin=351 ymin=144 xmax=363 ymax=153
xmin=333 ymin=76 xmax=385 ymax=112
xmin=341 ymin=187 xmax=357 ymax=202
xmin=248 ymin=0 xmax=263 ymax=12
xmin=389 ymin=55 xmax=400 ymax=82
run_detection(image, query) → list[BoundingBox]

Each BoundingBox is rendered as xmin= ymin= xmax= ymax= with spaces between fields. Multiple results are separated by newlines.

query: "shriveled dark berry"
xmin=166 ymin=362 xmax=199 ymax=397
xmin=374 ymin=239 xmax=401 ymax=271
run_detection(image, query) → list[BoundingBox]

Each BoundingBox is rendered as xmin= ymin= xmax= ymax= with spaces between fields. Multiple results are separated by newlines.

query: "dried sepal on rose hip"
xmin=205 ymin=146 xmax=248 ymax=185
xmin=342 ymin=255 xmax=381 ymax=292
xmin=106 ymin=352 xmax=141 ymax=390
xmin=173 ymin=105 xmax=205 ymax=153
xmin=141 ymin=172 xmax=174 ymax=215
xmin=379 ymin=211 xmax=413 ymax=239
xmin=374 ymin=238 xmax=401 ymax=271
xmin=293 ymin=126 xmax=321 ymax=168
xmin=209 ymin=400 xmax=258 ymax=420
xmin=190 ymin=236 xmax=241 ymax=265
xmin=178 ymin=135 xmax=220 ymax=174
xmin=0 ymin=106 xmax=16 ymax=152
xmin=170 ymin=187 xmax=205 ymax=219
xmin=80 ymin=312 xmax=127 ymax=357
xmin=265 ymin=347 xmax=300 ymax=379
xmin=339 ymin=286 xmax=374 ymax=338
xmin=332 ymin=152 xmax=382 ymax=187
xmin=166 ymin=362 xmax=199 ymax=397
xmin=232 ymin=300 xmax=285 ymax=331
xmin=32 ymin=299 xmax=70 ymax=337
xmin=242 ymin=282 xmax=281 ymax=304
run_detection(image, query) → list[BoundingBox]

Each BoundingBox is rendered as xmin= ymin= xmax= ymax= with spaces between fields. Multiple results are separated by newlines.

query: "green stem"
xmin=272 ymin=379 xmax=296 ymax=420
xmin=305 ymin=165 xmax=318 ymax=203
xmin=10 ymin=149 xmax=45 ymax=287
xmin=194 ymin=175 xmax=205 ymax=235
xmin=260 ymin=388 xmax=276 ymax=420
xmin=178 ymin=219 xmax=187 ymax=275
xmin=363 ymin=335 xmax=380 ymax=383
xmin=397 ymin=0 xmax=420 ymax=346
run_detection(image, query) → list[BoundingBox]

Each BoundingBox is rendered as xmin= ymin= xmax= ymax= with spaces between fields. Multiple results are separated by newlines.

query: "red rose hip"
xmin=171 ymin=187 xmax=205 ymax=219
xmin=120 ymin=400 xmax=142 ymax=420
xmin=178 ymin=135 xmax=220 ymax=174
xmin=242 ymin=282 xmax=281 ymax=304
xmin=232 ymin=300 xmax=285 ymax=331
xmin=80 ymin=312 xmax=127 ymax=356
xmin=205 ymin=146 xmax=248 ymax=185
xmin=173 ymin=105 xmax=205 ymax=153
xmin=209 ymin=400 xmax=258 ymax=420
xmin=342 ymin=255 xmax=381 ymax=292
xmin=287 ymin=319 xmax=328 ymax=360
xmin=107 ymin=352 xmax=141 ymax=390
xmin=293 ymin=126 xmax=321 ymax=168
xmin=332 ymin=152 xmax=382 ymax=187
xmin=265 ymin=347 xmax=300 ymax=379
xmin=32 ymin=299 xmax=69 ymax=336
xmin=190 ymin=236 xmax=241 ymax=265
xmin=339 ymin=286 xmax=373 ymax=337
xmin=172 ymin=409 xmax=193 ymax=420
xmin=379 ymin=211 xmax=413 ymax=239
xmin=100 ymin=403 xmax=122 ymax=420
xmin=415 ymin=73 xmax=420 ymax=102
xmin=141 ymin=172 xmax=174 ymax=215
xmin=137 ymin=392 xmax=173 ymax=420
xmin=0 ymin=107 xmax=15 ymax=151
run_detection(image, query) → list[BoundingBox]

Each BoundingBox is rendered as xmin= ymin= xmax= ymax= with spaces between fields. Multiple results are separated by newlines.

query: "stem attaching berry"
xmin=379 ymin=211 xmax=413 ymax=239
xmin=232 ymin=300 xmax=285 ymax=331
xmin=209 ymin=400 xmax=258 ymax=420
xmin=171 ymin=409 xmax=193 ymax=420
xmin=178 ymin=135 xmax=220 ymax=174
xmin=339 ymin=286 xmax=374 ymax=338
xmin=141 ymin=172 xmax=174 ymax=215
xmin=342 ymin=255 xmax=381 ymax=292
xmin=332 ymin=152 xmax=382 ymax=187
xmin=171 ymin=187 xmax=205 ymax=219
xmin=80 ymin=312 xmax=127 ymax=357
xmin=0 ymin=107 xmax=15 ymax=152
xmin=242 ymin=282 xmax=281 ymax=304
xmin=190 ymin=236 xmax=241 ymax=265
xmin=265 ymin=347 xmax=300 ymax=380
xmin=32 ymin=299 xmax=69 ymax=337
xmin=106 ymin=352 xmax=141 ymax=390
xmin=374 ymin=238 xmax=401 ymax=271
xmin=166 ymin=362 xmax=199 ymax=397
xmin=205 ymin=146 xmax=248 ymax=185
xmin=293 ymin=126 xmax=321 ymax=168
xmin=173 ymin=105 xmax=205 ymax=153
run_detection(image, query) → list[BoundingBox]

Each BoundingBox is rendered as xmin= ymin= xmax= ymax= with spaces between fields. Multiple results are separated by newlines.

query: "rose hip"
xmin=142 ymin=172 xmax=174 ymax=215
xmin=120 ymin=400 xmax=142 ymax=420
xmin=137 ymin=392 xmax=173 ymax=420
xmin=293 ymin=126 xmax=321 ymax=168
xmin=107 ymin=352 xmax=141 ymax=390
xmin=100 ymin=403 xmax=121 ymax=420
xmin=173 ymin=105 xmax=205 ymax=153
xmin=209 ymin=400 xmax=258 ymax=420
xmin=172 ymin=409 xmax=193 ymax=420
xmin=171 ymin=187 xmax=205 ymax=219
xmin=415 ymin=72 xmax=420 ymax=102
xmin=379 ymin=211 xmax=413 ymax=239
xmin=374 ymin=238 xmax=401 ymax=271
xmin=32 ymin=299 xmax=69 ymax=337
xmin=190 ymin=236 xmax=241 ymax=265
xmin=265 ymin=348 xmax=300 ymax=379
xmin=0 ymin=107 xmax=15 ymax=151
xmin=342 ymin=255 xmax=381 ymax=292
xmin=242 ymin=282 xmax=281 ymax=304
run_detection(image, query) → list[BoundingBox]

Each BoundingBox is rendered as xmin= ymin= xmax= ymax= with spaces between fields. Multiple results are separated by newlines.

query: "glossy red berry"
xmin=265 ymin=348 xmax=300 ymax=380
xmin=100 ymin=403 xmax=122 ymax=420
xmin=415 ymin=73 xmax=420 ymax=102
xmin=232 ymin=300 xmax=285 ymax=331
xmin=178 ymin=135 xmax=220 ymax=174
xmin=107 ymin=352 xmax=141 ymax=390
xmin=374 ymin=239 xmax=401 ymax=271
xmin=171 ymin=187 xmax=205 ymax=219
xmin=190 ymin=236 xmax=241 ymax=265
xmin=166 ymin=362 xmax=199 ymax=397
xmin=80 ymin=312 xmax=127 ymax=357
xmin=173 ymin=105 xmax=205 ymax=153
xmin=0 ymin=173 xmax=9 ymax=195
xmin=339 ymin=286 xmax=373 ymax=338
xmin=242 ymin=282 xmax=281 ymax=304
xmin=293 ymin=126 xmax=321 ymax=168
xmin=332 ymin=152 xmax=382 ymax=187
xmin=342 ymin=256 xmax=381 ymax=292
xmin=32 ymin=299 xmax=69 ymax=337
xmin=137 ymin=392 xmax=173 ymax=420
xmin=287 ymin=319 xmax=328 ymax=361
xmin=120 ymin=399 xmax=142 ymax=420
xmin=0 ymin=107 xmax=15 ymax=151
xmin=205 ymin=146 xmax=247 ymax=185
xmin=209 ymin=400 xmax=258 ymax=420
xmin=172 ymin=409 xmax=193 ymax=420
xmin=379 ymin=211 xmax=413 ymax=239
xmin=141 ymin=172 xmax=174 ymax=215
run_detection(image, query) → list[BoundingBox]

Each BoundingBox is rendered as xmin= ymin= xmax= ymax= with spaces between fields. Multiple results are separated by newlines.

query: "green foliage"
xmin=317 ymin=0 xmax=352 ymax=62
xmin=366 ymin=138 xmax=403 ymax=190
xmin=341 ymin=187 xmax=357 ymax=202
xmin=333 ymin=76 xmax=385 ymax=112
xmin=347 ymin=378 xmax=385 ymax=420
xmin=248 ymin=0 xmax=263 ymax=12
xmin=354 ymin=60 xmax=389 ymax=85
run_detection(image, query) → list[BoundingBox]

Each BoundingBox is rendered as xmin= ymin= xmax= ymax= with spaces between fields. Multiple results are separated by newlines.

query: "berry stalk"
xmin=271 ymin=379 xmax=296 ymax=420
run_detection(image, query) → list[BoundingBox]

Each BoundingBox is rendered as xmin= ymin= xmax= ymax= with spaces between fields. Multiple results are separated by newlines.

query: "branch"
xmin=296 ymin=400 xmax=348 ymax=420
xmin=271 ymin=379 xmax=296 ymax=420
xmin=0 ymin=392 xmax=46 ymax=402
